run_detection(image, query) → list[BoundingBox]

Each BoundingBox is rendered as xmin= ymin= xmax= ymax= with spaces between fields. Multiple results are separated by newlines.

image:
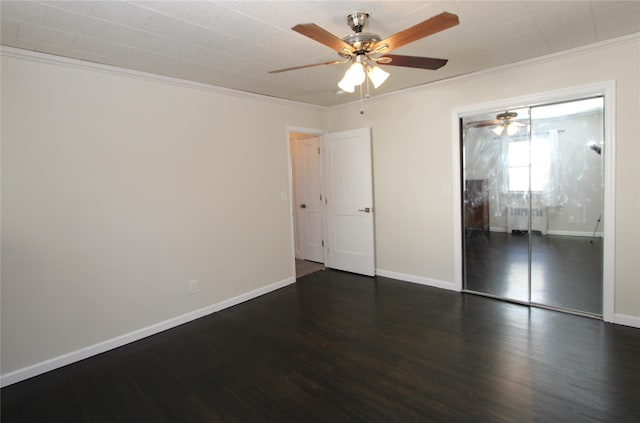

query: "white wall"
xmin=2 ymin=35 xmax=639 ymax=384
xmin=328 ymin=36 xmax=640 ymax=321
xmin=1 ymin=52 xmax=327 ymax=378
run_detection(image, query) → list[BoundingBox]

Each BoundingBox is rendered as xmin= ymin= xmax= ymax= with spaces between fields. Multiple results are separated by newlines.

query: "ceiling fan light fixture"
xmin=493 ymin=125 xmax=504 ymax=136
xmin=367 ymin=65 xmax=389 ymax=89
xmin=338 ymin=75 xmax=356 ymax=93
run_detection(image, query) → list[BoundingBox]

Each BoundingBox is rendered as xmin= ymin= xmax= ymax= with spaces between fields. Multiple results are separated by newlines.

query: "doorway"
xmin=287 ymin=127 xmax=376 ymax=279
xmin=289 ymin=131 xmax=325 ymax=278
xmin=460 ymin=96 xmax=606 ymax=317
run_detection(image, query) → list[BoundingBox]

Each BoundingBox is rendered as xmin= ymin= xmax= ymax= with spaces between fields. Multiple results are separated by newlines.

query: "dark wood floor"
xmin=3 ymin=270 xmax=639 ymax=422
xmin=465 ymin=230 xmax=602 ymax=314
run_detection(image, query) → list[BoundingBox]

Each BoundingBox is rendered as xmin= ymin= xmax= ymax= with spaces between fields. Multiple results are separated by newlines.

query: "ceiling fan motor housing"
xmin=342 ymin=32 xmax=381 ymax=53
xmin=342 ymin=12 xmax=381 ymax=54
xmin=497 ymin=111 xmax=518 ymax=121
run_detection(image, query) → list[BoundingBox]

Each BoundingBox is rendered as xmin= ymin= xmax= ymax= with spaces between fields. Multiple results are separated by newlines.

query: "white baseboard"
xmin=376 ymin=270 xmax=640 ymax=329
xmin=4 ymin=273 xmax=634 ymax=387
xmin=376 ymin=269 xmax=459 ymax=292
xmin=547 ymin=229 xmax=602 ymax=237
xmin=613 ymin=313 xmax=640 ymax=329
xmin=0 ymin=276 xmax=295 ymax=387
xmin=489 ymin=227 xmax=602 ymax=237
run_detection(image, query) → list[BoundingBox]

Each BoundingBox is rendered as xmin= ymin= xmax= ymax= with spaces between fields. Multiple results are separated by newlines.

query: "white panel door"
xmin=294 ymin=136 xmax=324 ymax=262
xmin=323 ymin=128 xmax=375 ymax=276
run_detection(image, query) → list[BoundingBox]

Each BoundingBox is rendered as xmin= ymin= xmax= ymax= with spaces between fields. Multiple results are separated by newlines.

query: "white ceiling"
xmin=1 ymin=1 xmax=639 ymax=107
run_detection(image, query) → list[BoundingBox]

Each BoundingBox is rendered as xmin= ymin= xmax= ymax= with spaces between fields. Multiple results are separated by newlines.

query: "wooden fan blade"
xmin=371 ymin=12 xmax=459 ymax=54
xmin=378 ymin=54 xmax=448 ymax=70
xmin=466 ymin=119 xmax=526 ymax=128
xmin=292 ymin=23 xmax=355 ymax=54
xmin=466 ymin=120 xmax=500 ymax=128
xmin=269 ymin=60 xmax=342 ymax=74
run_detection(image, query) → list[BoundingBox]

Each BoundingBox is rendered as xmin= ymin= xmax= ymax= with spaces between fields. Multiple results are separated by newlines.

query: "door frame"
xmin=451 ymin=81 xmax=616 ymax=323
xmin=286 ymin=126 xmax=326 ymax=279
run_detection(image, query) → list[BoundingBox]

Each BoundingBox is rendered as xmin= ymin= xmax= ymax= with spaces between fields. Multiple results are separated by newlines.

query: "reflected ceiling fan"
xmin=467 ymin=111 xmax=526 ymax=136
xmin=270 ymin=11 xmax=459 ymax=97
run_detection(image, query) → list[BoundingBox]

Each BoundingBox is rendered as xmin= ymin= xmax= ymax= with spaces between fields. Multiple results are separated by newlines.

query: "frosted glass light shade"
xmin=337 ymin=61 xmax=390 ymax=93
xmin=493 ymin=125 xmax=504 ymax=136
xmin=345 ymin=62 xmax=366 ymax=86
xmin=338 ymin=62 xmax=365 ymax=92
xmin=338 ymin=76 xmax=355 ymax=93
xmin=367 ymin=66 xmax=389 ymax=88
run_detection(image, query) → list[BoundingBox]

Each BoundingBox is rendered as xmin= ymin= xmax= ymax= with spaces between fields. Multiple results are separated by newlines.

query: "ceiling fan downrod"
xmin=347 ymin=11 xmax=369 ymax=33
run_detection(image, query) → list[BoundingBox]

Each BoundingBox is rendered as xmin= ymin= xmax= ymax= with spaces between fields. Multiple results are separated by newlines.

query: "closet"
xmin=461 ymin=97 xmax=604 ymax=316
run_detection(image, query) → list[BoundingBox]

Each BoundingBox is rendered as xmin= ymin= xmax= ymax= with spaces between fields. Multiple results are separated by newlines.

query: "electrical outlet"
xmin=188 ymin=280 xmax=198 ymax=295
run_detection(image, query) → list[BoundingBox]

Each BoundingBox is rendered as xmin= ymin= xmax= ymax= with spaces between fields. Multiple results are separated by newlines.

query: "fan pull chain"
xmin=358 ymin=72 xmax=373 ymax=115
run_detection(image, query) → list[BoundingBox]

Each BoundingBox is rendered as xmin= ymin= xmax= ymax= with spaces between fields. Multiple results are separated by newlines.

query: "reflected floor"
xmin=464 ymin=230 xmax=602 ymax=315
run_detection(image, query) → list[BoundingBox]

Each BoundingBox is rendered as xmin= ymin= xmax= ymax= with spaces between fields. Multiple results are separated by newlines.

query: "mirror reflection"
xmin=462 ymin=97 xmax=604 ymax=316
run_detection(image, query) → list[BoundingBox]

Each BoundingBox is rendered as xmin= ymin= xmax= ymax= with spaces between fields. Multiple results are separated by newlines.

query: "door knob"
xmin=300 ymin=204 xmax=307 ymax=208
xmin=358 ymin=207 xmax=371 ymax=213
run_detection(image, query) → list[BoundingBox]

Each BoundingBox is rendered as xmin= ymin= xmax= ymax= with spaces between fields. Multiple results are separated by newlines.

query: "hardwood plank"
xmin=2 ymin=270 xmax=639 ymax=421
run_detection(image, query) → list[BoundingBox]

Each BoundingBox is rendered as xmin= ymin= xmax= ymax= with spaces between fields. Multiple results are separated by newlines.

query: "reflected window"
xmin=508 ymin=137 xmax=551 ymax=192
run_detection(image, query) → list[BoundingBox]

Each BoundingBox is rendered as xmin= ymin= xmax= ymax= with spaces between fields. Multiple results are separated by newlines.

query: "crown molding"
xmin=0 ymin=46 xmax=328 ymax=112
xmin=329 ymin=32 xmax=640 ymax=112
xmin=2 ymin=32 xmax=638 ymax=112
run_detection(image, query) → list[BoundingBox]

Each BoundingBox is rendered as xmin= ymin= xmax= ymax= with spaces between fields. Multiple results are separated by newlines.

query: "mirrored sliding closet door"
xmin=461 ymin=97 xmax=604 ymax=316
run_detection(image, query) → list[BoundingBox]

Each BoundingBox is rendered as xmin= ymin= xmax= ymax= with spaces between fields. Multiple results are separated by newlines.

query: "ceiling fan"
xmin=269 ymin=11 xmax=459 ymax=96
xmin=467 ymin=111 xmax=527 ymax=136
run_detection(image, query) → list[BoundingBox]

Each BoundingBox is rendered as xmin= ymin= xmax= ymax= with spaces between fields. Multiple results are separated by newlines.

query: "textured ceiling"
xmin=1 ymin=1 xmax=639 ymax=107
